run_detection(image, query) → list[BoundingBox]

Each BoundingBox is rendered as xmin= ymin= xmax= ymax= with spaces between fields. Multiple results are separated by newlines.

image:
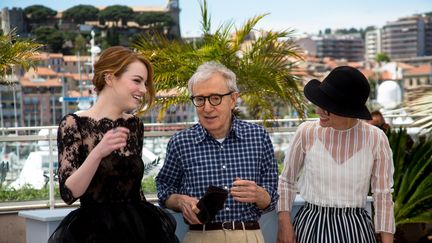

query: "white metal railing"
xmin=0 ymin=116 xmax=420 ymax=212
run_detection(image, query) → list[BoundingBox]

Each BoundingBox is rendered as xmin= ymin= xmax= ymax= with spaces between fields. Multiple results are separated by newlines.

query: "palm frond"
xmin=406 ymin=90 xmax=432 ymax=130
xmin=199 ymin=0 xmax=211 ymax=35
xmin=388 ymin=129 xmax=432 ymax=226
xmin=0 ymin=30 xmax=41 ymax=84
xmin=143 ymin=157 xmax=161 ymax=175
xmin=154 ymin=93 xmax=190 ymax=121
xmin=396 ymin=211 xmax=432 ymax=225
xmin=232 ymin=14 xmax=268 ymax=49
xmin=133 ymin=0 xmax=305 ymax=122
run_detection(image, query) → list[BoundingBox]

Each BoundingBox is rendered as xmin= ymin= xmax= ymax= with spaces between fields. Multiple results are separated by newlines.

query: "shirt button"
xmin=225 ymin=207 xmax=230 ymax=210
xmin=222 ymin=165 xmax=226 ymax=169
xmin=220 ymin=145 xmax=223 ymax=149
xmin=224 ymin=186 xmax=228 ymax=190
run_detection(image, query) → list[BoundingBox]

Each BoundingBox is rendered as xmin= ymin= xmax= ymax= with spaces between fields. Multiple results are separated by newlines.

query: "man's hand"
xmin=166 ymin=194 xmax=202 ymax=224
xmin=230 ymin=177 xmax=271 ymax=209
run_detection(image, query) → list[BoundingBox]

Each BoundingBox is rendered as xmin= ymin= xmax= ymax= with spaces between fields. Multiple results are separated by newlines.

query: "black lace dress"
xmin=49 ymin=113 xmax=179 ymax=243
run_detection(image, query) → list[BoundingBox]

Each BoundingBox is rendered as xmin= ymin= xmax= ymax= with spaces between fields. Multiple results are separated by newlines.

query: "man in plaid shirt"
xmin=156 ymin=61 xmax=278 ymax=243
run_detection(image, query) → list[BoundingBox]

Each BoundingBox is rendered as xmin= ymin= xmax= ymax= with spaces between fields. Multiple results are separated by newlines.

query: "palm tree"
xmin=0 ymin=30 xmax=41 ymax=84
xmin=406 ymin=89 xmax=432 ymax=133
xmin=387 ymin=129 xmax=432 ymax=226
xmin=133 ymin=0 xmax=305 ymax=121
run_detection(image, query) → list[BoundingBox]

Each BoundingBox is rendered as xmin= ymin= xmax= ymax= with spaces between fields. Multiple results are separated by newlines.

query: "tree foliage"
xmin=74 ymin=34 xmax=87 ymax=54
xmin=46 ymin=31 xmax=65 ymax=53
xmin=320 ymin=26 xmax=376 ymax=38
xmin=0 ymin=30 xmax=41 ymax=84
xmin=63 ymin=5 xmax=99 ymax=24
xmin=98 ymin=5 xmax=134 ymax=26
xmin=134 ymin=0 xmax=305 ymax=121
xmin=134 ymin=12 xmax=174 ymax=27
xmin=24 ymin=5 xmax=57 ymax=22
xmin=375 ymin=52 xmax=391 ymax=63
xmin=33 ymin=27 xmax=64 ymax=53
xmin=106 ymin=28 xmax=120 ymax=46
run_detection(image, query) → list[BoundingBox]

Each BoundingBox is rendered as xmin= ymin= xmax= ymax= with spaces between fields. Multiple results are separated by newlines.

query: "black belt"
xmin=189 ymin=221 xmax=260 ymax=231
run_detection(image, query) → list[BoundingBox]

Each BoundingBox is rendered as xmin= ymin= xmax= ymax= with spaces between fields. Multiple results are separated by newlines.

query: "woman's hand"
xmin=277 ymin=211 xmax=296 ymax=243
xmin=380 ymin=232 xmax=394 ymax=243
xmin=94 ymin=127 xmax=129 ymax=158
xmin=65 ymin=126 xmax=129 ymax=198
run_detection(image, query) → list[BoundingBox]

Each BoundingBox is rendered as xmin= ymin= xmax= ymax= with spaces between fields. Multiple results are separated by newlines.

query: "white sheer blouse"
xmin=277 ymin=120 xmax=395 ymax=233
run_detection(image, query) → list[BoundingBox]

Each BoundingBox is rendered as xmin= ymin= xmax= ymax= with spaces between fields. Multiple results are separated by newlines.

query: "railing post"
xmin=48 ymin=128 xmax=55 ymax=209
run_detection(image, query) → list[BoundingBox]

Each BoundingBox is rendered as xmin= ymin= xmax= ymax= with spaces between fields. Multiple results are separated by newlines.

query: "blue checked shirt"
xmin=156 ymin=117 xmax=279 ymax=222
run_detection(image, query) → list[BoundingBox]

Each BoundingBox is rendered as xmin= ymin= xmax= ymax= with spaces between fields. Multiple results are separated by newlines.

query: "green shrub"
xmin=0 ymin=184 xmax=60 ymax=201
xmin=142 ymin=175 xmax=157 ymax=194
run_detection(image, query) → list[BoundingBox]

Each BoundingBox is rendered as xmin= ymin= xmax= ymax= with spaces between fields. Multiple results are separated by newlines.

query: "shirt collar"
xmin=194 ymin=116 xmax=243 ymax=143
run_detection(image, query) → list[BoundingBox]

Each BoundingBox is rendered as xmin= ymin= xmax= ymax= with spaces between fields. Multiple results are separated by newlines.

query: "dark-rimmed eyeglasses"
xmin=190 ymin=91 xmax=233 ymax=107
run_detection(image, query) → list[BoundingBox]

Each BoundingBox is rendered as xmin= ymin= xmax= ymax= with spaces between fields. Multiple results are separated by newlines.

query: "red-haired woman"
xmin=49 ymin=46 xmax=179 ymax=243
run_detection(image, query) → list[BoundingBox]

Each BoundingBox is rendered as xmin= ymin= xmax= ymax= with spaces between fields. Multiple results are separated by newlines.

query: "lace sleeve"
xmin=57 ymin=114 xmax=82 ymax=204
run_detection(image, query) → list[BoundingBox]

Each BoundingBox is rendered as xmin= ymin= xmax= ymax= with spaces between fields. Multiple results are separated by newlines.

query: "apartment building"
xmin=35 ymin=53 xmax=64 ymax=73
xmin=382 ymin=14 xmax=432 ymax=59
xmin=19 ymin=67 xmax=66 ymax=127
xmin=403 ymin=64 xmax=432 ymax=100
xmin=0 ymin=84 xmax=21 ymax=128
xmin=365 ymin=29 xmax=382 ymax=60
xmin=297 ymin=34 xmax=365 ymax=62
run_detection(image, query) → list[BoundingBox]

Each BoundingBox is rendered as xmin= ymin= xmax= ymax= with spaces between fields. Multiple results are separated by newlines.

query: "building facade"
xmin=0 ymin=84 xmax=22 ymax=128
xmin=365 ymin=29 xmax=382 ymax=60
xmin=382 ymin=14 xmax=432 ymax=59
xmin=402 ymin=64 xmax=432 ymax=100
xmin=297 ymin=34 xmax=365 ymax=62
xmin=0 ymin=7 xmax=27 ymax=36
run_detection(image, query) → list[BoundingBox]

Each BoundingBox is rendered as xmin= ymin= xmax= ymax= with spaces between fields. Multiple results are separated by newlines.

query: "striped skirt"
xmin=293 ymin=202 xmax=376 ymax=243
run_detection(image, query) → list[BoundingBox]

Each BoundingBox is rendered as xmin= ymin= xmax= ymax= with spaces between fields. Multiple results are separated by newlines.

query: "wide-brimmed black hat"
xmin=304 ymin=66 xmax=372 ymax=120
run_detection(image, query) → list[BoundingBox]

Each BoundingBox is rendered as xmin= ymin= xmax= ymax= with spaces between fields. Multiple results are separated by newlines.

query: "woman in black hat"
xmin=277 ymin=66 xmax=395 ymax=243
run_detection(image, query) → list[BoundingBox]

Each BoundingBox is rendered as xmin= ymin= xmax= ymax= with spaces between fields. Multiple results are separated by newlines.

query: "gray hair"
xmin=188 ymin=61 xmax=239 ymax=94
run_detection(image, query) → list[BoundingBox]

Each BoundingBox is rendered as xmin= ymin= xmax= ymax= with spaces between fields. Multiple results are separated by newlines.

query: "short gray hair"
xmin=188 ymin=61 xmax=239 ymax=94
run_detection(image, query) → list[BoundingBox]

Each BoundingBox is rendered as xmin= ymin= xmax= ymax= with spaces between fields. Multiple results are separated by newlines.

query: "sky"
xmin=1 ymin=0 xmax=431 ymax=37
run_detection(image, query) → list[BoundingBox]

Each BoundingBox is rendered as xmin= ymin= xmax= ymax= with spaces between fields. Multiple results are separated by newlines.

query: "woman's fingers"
xmin=97 ymin=127 xmax=130 ymax=156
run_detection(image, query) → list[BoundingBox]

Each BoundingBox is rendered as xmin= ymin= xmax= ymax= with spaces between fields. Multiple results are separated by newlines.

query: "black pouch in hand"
xmin=196 ymin=185 xmax=229 ymax=224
